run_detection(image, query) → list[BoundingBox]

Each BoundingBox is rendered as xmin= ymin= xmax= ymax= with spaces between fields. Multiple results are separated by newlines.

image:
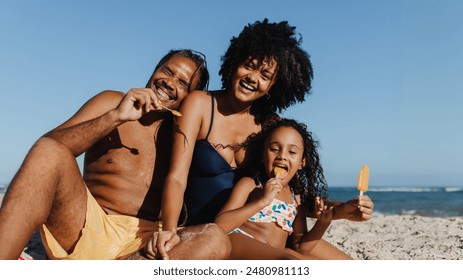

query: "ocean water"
xmin=329 ymin=186 xmax=463 ymax=218
xmin=1 ymin=183 xmax=462 ymax=217
xmin=0 ymin=183 xmax=7 ymax=193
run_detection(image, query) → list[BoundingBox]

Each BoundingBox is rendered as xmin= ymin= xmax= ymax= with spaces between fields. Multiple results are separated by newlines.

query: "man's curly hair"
xmin=219 ymin=19 xmax=314 ymax=118
xmin=237 ymin=118 xmax=328 ymax=213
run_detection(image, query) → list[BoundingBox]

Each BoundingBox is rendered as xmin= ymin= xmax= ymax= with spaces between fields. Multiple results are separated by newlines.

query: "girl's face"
xmin=230 ymin=57 xmax=278 ymax=104
xmin=263 ymin=126 xmax=306 ymax=185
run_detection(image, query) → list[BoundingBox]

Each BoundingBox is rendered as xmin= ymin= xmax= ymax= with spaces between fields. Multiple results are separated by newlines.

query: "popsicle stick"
xmin=159 ymin=104 xmax=182 ymax=117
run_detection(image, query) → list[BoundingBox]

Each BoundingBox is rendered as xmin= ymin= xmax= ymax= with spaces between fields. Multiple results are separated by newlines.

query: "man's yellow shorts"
xmin=40 ymin=189 xmax=160 ymax=259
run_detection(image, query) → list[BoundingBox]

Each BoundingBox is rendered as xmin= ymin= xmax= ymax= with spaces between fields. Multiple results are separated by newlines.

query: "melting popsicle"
xmin=274 ymin=166 xmax=288 ymax=179
xmin=356 ymin=164 xmax=369 ymax=195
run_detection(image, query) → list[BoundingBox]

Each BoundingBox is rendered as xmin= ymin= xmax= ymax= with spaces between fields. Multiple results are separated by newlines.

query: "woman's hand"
xmin=144 ymin=230 xmax=181 ymax=260
xmin=333 ymin=195 xmax=374 ymax=221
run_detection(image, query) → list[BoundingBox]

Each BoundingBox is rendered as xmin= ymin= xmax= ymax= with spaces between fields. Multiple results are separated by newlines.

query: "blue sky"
xmin=0 ymin=0 xmax=462 ymax=187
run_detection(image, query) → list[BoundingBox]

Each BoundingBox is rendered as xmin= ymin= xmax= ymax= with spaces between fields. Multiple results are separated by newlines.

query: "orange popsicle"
xmin=274 ymin=166 xmax=287 ymax=179
xmin=356 ymin=164 xmax=369 ymax=195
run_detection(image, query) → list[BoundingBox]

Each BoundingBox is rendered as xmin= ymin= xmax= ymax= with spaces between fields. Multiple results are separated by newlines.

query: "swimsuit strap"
xmin=205 ymin=91 xmax=215 ymax=141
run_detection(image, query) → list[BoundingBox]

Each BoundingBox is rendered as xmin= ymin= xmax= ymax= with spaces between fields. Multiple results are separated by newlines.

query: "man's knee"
xmin=201 ymin=223 xmax=232 ymax=259
xmin=30 ymin=137 xmax=75 ymax=165
xmin=178 ymin=223 xmax=231 ymax=259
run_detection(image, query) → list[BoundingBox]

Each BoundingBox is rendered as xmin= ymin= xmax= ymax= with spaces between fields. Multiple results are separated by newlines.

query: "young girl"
xmin=215 ymin=118 xmax=333 ymax=259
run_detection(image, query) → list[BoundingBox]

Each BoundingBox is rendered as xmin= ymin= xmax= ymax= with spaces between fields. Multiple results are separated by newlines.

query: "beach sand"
xmin=23 ymin=214 xmax=463 ymax=260
xmin=322 ymin=214 xmax=463 ymax=260
xmin=2 ymin=193 xmax=462 ymax=260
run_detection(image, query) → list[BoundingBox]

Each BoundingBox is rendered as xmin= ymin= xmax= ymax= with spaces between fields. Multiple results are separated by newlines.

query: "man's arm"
xmin=44 ymin=88 xmax=162 ymax=156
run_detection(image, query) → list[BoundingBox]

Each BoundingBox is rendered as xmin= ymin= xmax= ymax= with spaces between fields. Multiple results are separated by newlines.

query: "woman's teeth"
xmin=240 ymin=81 xmax=255 ymax=92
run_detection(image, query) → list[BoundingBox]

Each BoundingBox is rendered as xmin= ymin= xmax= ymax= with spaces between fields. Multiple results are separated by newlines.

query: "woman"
xmin=152 ymin=19 xmax=373 ymax=260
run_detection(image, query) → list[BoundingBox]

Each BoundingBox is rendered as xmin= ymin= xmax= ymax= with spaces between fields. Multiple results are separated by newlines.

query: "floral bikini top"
xmin=248 ymin=192 xmax=298 ymax=234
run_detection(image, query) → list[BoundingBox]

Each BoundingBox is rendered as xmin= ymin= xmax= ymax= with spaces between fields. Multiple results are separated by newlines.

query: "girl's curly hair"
xmin=220 ymin=19 xmax=314 ymax=119
xmin=237 ymin=118 xmax=328 ymax=212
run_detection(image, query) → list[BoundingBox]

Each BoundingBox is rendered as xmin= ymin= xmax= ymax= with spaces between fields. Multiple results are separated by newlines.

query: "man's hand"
xmin=144 ymin=230 xmax=181 ymax=260
xmin=333 ymin=195 xmax=374 ymax=221
xmin=115 ymin=88 xmax=162 ymax=121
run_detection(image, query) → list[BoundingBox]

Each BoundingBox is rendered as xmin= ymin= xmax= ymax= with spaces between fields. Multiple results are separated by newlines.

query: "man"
xmin=0 ymin=49 xmax=231 ymax=260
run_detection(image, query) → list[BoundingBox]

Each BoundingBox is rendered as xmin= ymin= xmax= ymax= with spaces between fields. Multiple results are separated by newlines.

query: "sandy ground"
xmin=23 ymin=214 xmax=463 ymax=260
xmin=322 ymin=214 xmax=463 ymax=260
xmin=2 ymin=193 xmax=462 ymax=260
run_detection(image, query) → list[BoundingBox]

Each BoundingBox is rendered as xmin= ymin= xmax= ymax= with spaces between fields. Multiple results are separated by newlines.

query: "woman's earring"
xmin=265 ymin=92 xmax=270 ymax=100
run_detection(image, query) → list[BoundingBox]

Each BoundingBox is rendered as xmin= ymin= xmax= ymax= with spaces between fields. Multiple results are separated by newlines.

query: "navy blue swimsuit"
xmin=184 ymin=93 xmax=235 ymax=226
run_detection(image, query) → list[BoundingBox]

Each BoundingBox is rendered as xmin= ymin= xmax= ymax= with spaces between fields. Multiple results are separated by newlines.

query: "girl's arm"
xmin=215 ymin=177 xmax=280 ymax=233
xmin=291 ymin=198 xmax=333 ymax=254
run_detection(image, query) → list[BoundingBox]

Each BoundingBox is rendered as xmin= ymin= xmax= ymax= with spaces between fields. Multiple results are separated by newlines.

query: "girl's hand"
xmin=314 ymin=196 xmax=334 ymax=226
xmin=261 ymin=178 xmax=282 ymax=205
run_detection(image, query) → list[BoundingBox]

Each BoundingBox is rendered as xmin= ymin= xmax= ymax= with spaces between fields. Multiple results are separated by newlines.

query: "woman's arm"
xmin=161 ymin=91 xmax=207 ymax=232
xmin=329 ymin=195 xmax=374 ymax=221
xmin=154 ymin=91 xmax=208 ymax=259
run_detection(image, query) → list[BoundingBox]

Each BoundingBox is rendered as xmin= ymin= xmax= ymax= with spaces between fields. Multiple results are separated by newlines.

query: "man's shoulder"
xmin=95 ymin=90 xmax=125 ymax=101
xmin=85 ymin=90 xmax=125 ymax=109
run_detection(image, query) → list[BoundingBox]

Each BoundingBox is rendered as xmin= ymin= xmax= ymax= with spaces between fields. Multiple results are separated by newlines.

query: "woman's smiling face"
xmin=230 ymin=57 xmax=278 ymax=104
